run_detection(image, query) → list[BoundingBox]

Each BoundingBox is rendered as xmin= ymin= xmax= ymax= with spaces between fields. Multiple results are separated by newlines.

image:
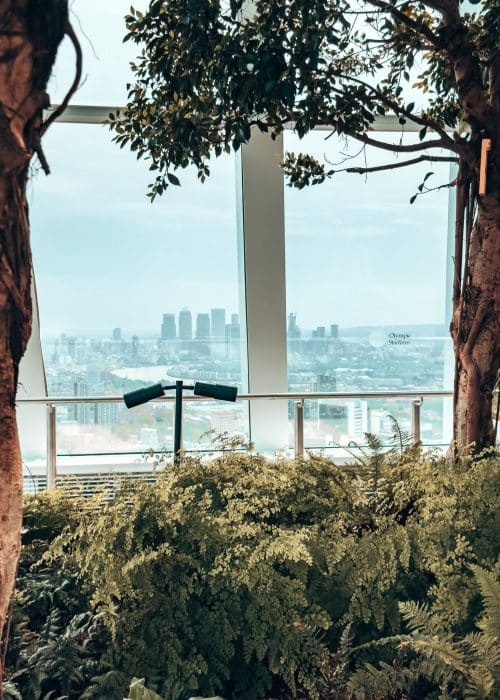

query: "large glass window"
xmin=284 ymin=130 xmax=453 ymax=447
xmin=29 ymin=123 xmax=247 ymax=455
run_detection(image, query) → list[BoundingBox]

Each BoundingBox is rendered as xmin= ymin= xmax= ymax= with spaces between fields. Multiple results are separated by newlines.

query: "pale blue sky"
xmin=30 ymin=0 xmax=453 ymax=336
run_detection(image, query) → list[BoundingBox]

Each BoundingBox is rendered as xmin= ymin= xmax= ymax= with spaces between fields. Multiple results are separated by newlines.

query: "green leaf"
xmin=167 ymin=173 xmax=181 ymax=186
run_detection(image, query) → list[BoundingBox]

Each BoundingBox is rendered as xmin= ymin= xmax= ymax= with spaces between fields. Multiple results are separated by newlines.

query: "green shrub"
xmin=345 ymin=564 xmax=500 ymax=699
xmin=4 ymin=489 xmax=127 ymax=700
xmin=65 ymin=452 xmax=340 ymax=699
xmin=6 ymin=446 xmax=499 ymax=699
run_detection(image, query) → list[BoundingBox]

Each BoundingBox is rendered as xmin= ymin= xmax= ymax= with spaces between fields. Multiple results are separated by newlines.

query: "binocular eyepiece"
xmin=123 ymin=381 xmax=237 ymax=408
xmin=193 ymin=381 xmax=237 ymax=402
xmin=123 ymin=383 xmax=165 ymax=408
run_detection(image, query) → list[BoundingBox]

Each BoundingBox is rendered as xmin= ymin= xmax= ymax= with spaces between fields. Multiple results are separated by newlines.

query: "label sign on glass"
xmin=388 ymin=333 xmax=411 ymax=346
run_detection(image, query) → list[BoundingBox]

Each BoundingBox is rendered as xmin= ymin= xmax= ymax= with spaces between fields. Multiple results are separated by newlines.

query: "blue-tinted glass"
xmin=284 ymin=130 xmax=454 ymax=448
xmin=30 ymin=123 xmax=247 ymax=455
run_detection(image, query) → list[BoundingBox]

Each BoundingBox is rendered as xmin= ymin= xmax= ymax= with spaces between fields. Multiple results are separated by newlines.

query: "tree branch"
xmin=421 ymin=1 xmax=491 ymax=130
xmin=340 ymin=74 xmax=457 ymax=149
xmin=489 ymin=51 xmax=500 ymax=115
xmin=41 ymin=21 xmax=82 ymax=135
xmin=364 ymin=0 xmax=443 ymax=49
xmin=349 ymin=130 xmax=452 ymax=155
xmin=453 ymin=164 xmax=467 ymax=308
xmin=32 ymin=130 xmax=50 ymax=175
xmin=420 ymin=0 xmax=460 ymax=25
xmin=331 ymin=154 xmax=457 ymax=176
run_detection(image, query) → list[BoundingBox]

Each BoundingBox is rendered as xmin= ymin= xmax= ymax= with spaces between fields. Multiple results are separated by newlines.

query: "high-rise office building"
xmin=161 ymin=313 xmax=176 ymax=340
xmin=330 ymin=324 xmax=339 ymax=339
xmin=310 ymin=374 xmax=336 ymax=392
xmin=112 ymin=327 xmax=122 ymax=341
xmin=196 ymin=313 xmax=211 ymax=339
xmin=96 ymin=402 xmax=119 ymax=426
xmin=67 ymin=336 xmax=76 ymax=359
xmin=179 ymin=308 xmax=192 ymax=340
xmin=231 ymin=313 xmax=239 ymax=326
xmin=211 ymin=308 xmax=226 ymax=338
xmin=288 ymin=312 xmax=301 ymax=338
xmin=226 ymin=319 xmax=240 ymax=360
xmin=347 ymin=399 xmax=368 ymax=442
xmin=73 ymin=378 xmax=89 ymax=424
xmin=132 ymin=335 xmax=139 ymax=364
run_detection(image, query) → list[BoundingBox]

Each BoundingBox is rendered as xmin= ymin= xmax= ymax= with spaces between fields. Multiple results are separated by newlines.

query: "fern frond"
xmin=470 ymin=565 xmax=500 ymax=639
xmin=40 ymin=607 xmax=63 ymax=643
xmin=464 ymin=665 xmax=496 ymax=699
xmin=387 ymin=415 xmax=412 ymax=454
xmin=347 ymin=660 xmax=409 ymax=698
xmin=338 ymin=622 xmax=353 ymax=657
xmin=365 ymin=432 xmax=384 ymax=454
xmin=409 ymin=638 xmax=467 ymax=674
xmin=399 ymin=601 xmax=444 ymax=638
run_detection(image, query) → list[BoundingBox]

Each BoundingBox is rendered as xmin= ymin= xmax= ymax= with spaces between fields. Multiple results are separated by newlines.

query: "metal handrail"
xmin=17 ymin=390 xmax=453 ymax=486
xmin=17 ymin=389 xmax=453 ymax=405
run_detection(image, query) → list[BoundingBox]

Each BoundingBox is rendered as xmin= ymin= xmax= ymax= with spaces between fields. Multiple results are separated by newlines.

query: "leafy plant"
xmin=346 ymin=565 xmax=500 ymax=699
xmin=5 ymin=447 xmax=499 ymax=699
xmin=4 ymin=489 xmax=125 ymax=700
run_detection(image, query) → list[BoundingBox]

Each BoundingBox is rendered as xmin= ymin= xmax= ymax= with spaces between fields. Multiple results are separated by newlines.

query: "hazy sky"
xmin=30 ymin=0 xmax=453 ymax=336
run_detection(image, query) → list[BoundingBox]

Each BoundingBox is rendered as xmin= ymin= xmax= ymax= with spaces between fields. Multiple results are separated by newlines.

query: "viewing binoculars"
xmin=123 ymin=379 xmax=238 ymax=463
xmin=124 ymin=380 xmax=238 ymax=408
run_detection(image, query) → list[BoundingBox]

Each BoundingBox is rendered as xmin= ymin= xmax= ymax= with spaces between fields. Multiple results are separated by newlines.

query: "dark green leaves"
xmin=109 ymin=0 xmax=485 ymax=199
xmin=167 ymin=172 xmax=180 ymax=186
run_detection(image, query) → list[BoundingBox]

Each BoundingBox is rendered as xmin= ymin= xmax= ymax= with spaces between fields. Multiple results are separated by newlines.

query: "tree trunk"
xmin=0 ymin=172 xmax=31 ymax=673
xmin=0 ymin=0 xmax=69 ymax=681
xmin=451 ymin=189 xmax=500 ymax=452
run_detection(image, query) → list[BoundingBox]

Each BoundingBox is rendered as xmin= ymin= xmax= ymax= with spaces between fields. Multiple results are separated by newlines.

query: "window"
xmin=29 ymin=123 xmax=247 ymax=455
xmin=284 ymin=130 xmax=453 ymax=447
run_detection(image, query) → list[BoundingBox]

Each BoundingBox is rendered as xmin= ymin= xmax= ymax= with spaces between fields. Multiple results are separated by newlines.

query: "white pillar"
xmin=236 ymin=128 xmax=289 ymax=452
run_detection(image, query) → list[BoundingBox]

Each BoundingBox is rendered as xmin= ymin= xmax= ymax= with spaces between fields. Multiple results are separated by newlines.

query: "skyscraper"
xmin=73 ymin=378 xmax=89 ymax=424
xmin=226 ymin=318 xmax=240 ymax=360
xmin=112 ymin=327 xmax=122 ymax=341
xmin=210 ymin=308 xmax=226 ymax=338
xmin=178 ymin=308 xmax=192 ymax=340
xmin=132 ymin=335 xmax=139 ymax=364
xmin=161 ymin=313 xmax=176 ymax=340
xmin=67 ymin=336 xmax=76 ymax=359
xmin=288 ymin=312 xmax=301 ymax=338
xmin=196 ymin=313 xmax=211 ymax=339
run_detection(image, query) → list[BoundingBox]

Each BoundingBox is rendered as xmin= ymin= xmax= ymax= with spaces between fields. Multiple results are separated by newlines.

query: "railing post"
xmin=411 ymin=398 xmax=423 ymax=445
xmin=46 ymin=403 xmax=57 ymax=488
xmin=294 ymin=400 xmax=304 ymax=458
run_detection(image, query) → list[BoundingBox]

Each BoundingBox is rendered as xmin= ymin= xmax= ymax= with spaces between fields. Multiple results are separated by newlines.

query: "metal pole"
xmin=46 ymin=404 xmax=57 ymax=488
xmin=411 ymin=398 xmax=422 ymax=445
xmin=173 ymin=380 xmax=183 ymax=464
xmin=294 ymin=400 xmax=304 ymax=458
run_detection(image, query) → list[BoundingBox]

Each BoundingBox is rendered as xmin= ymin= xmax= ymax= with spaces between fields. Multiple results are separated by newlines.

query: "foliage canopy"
xmin=111 ymin=0 xmax=497 ymax=197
